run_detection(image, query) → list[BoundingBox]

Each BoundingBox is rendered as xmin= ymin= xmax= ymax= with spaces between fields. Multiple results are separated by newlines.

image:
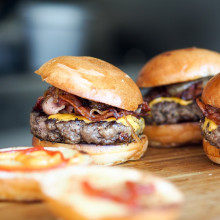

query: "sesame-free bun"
xmin=144 ymin=122 xmax=202 ymax=147
xmin=137 ymin=47 xmax=220 ymax=87
xmin=32 ymin=135 xmax=148 ymax=166
xmin=40 ymin=166 xmax=183 ymax=220
xmin=0 ymin=146 xmax=92 ymax=201
xmin=202 ymin=72 xmax=220 ymax=108
xmin=35 ymin=56 xmax=143 ymax=111
xmin=203 ymin=138 xmax=220 ymax=164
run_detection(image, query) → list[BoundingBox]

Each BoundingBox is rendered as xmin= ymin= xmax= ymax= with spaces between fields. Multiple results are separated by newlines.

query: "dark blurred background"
xmin=1 ymin=0 xmax=220 ymax=147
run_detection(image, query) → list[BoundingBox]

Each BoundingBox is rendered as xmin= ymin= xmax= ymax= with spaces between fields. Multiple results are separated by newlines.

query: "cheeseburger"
xmin=30 ymin=56 xmax=149 ymax=165
xmin=136 ymin=47 xmax=220 ymax=147
xmin=197 ymin=73 xmax=220 ymax=164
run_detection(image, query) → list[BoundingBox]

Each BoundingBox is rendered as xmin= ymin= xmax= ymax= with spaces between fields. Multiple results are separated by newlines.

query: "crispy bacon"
xmin=59 ymin=94 xmax=149 ymax=121
xmin=34 ymin=87 xmax=150 ymax=121
xmin=196 ymin=98 xmax=220 ymax=124
xmin=181 ymin=81 xmax=203 ymax=100
xmin=145 ymin=80 xmax=204 ymax=102
xmin=59 ymin=94 xmax=115 ymax=121
xmin=33 ymin=96 xmax=44 ymax=111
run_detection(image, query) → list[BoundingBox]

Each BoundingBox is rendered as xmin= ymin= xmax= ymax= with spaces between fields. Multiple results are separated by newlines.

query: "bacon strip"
xmin=33 ymin=96 xmax=44 ymax=111
xmin=196 ymin=98 xmax=220 ymax=124
xmin=59 ymin=94 xmax=115 ymax=121
xmin=34 ymin=87 xmax=150 ymax=122
xmin=145 ymin=80 xmax=204 ymax=102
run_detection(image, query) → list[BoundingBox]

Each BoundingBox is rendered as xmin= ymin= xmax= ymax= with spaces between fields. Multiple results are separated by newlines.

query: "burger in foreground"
xmin=0 ymin=146 xmax=91 ymax=201
xmin=31 ymin=56 xmax=149 ymax=165
xmin=197 ymin=73 xmax=220 ymax=164
xmin=40 ymin=166 xmax=184 ymax=220
xmin=136 ymin=47 xmax=220 ymax=147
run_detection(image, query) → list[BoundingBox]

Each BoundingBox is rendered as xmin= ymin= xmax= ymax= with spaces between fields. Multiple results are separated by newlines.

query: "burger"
xmin=197 ymin=73 xmax=220 ymax=164
xmin=136 ymin=47 xmax=220 ymax=147
xmin=30 ymin=56 xmax=149 ymax=165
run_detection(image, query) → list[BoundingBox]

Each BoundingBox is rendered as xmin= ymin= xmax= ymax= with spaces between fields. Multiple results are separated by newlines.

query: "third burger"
xmin=197 ymin=73 xmax=220 ymax=164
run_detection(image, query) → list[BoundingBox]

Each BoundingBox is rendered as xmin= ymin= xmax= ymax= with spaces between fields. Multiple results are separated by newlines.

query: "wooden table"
xmin=0 ymin=145 xmax=219 ymax=220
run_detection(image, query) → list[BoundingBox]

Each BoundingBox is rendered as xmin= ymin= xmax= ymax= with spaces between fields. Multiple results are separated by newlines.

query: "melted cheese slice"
xmin=202 ymin=117 xmax=218 ymax=132
xmin=149 ymin=97 xmax=192 ymax=107
xmin=48 ymin=114 xmax=145 ymax=133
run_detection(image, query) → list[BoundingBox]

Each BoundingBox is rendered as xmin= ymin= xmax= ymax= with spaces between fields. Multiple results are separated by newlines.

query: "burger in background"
xmin=197 ymin=73 xmax=220 ymax=164
xmin=136 ymin=47 xmax=220 ymax=147
xmin=31 ymin=56 xmax=149 ymax=165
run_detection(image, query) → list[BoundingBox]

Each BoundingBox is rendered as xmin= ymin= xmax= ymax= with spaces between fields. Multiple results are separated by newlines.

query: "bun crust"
xmin=203 ymin=138 xmax=220 ymax=164
xmin=46 ymin=200 xmax=181 ymax=220
xmin=202 ymin=73 xmax=220 ymax=108
xmin=40 ymin=166 xmax=183 ymax=220
xmin=0 ymin=146 xmax=92 ymax=201
xmin=45 ymin=200 xmax=181 ymax=220
xmin=32 ymin=136 xmax=148 ymax=166
xmin=144 ymin=122 xmax=202 ymax=147
xmin=137 ymin=47 xmax=220 ymax=87
xmin=35 ymin=56 xmax=143 ymax=111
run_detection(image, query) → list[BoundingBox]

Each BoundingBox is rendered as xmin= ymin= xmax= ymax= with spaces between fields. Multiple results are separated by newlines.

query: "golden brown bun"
xmin=137 ymin=47 xmax=220 ymax=87
xmin=0 ymin=146 xmax=92 ymax=201
xmin=40 ymin=166 xmax=184 ymax=220
xmin=202 ymin=72 xmax=220 ymax=108
xmin=144 ymin=122 xmax=202 ymax=147
xmin=32 ymin=136 xmax=148 ymax=166
xmin=35 ymin=56 xmax=143 ymax=111
xmin=203 ymin=138 xmax=220 ymax=164
xmin=45 ymin=200 xmax=181 ymax=220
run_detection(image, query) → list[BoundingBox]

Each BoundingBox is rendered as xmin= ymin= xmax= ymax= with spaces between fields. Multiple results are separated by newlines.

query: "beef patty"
xmin=201 ymin=119 xmax=220 ymax=148
xmin=30 ymin=111 xmax=144 ymax=145
xmin=146 ymin=101 xmax=202 ymax=125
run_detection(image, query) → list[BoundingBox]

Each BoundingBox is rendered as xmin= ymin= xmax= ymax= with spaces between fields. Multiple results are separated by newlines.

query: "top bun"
xmin=35 ymin=56 xmax=143 ymax=111
xmin=137 ymin=47 xmax=220 ymax=87
xmin=202 ymin=73 xmax=220 ymax=108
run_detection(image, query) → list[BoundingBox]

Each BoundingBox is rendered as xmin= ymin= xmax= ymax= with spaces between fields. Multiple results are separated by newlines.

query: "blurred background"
xmin=1 ymin=0 xmax=220 ymax=147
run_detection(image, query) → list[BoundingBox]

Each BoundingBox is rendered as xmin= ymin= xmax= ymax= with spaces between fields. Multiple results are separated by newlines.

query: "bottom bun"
xmin=203 ymin=138 xmax=220 ymax=164
xmin=144 ymin=122 xmax=202 ymax=147
xmin=32 ymin=136 xmax=148 ymax=166
xmin=40 ymin=166 xmax=183 ymax=220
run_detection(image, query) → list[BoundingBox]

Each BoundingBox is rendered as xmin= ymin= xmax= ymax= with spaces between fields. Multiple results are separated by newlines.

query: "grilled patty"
xmin=30 ymin=111 xmax=143 ymax=145
xmin=201 ymin=119 xmax=220 ymax=148
xmin=146 ymin=101 xmax=202 ymax=125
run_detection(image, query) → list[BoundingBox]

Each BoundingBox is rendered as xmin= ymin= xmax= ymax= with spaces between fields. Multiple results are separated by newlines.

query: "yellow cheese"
xmin=149 ymin=97 xmax=192 ymax=107
xmin=48 ymin=113 xmax=145 ymax=133
xmin=49 ymin=113 xmax=91 ymax=123
xmin=116 ymin=115 xmax=145 ymax=134
xmin=203 ymin=117 xmax=218 ymax=132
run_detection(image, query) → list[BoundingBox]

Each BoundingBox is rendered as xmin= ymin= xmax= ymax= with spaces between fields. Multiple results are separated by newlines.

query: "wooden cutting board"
xmin=0 ymin=145 xmax=219 ymax=220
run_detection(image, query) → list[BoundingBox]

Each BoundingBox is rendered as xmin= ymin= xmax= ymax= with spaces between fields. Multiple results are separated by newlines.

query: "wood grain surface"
xmin=0 ymin=145 xmax=219 ymax=220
